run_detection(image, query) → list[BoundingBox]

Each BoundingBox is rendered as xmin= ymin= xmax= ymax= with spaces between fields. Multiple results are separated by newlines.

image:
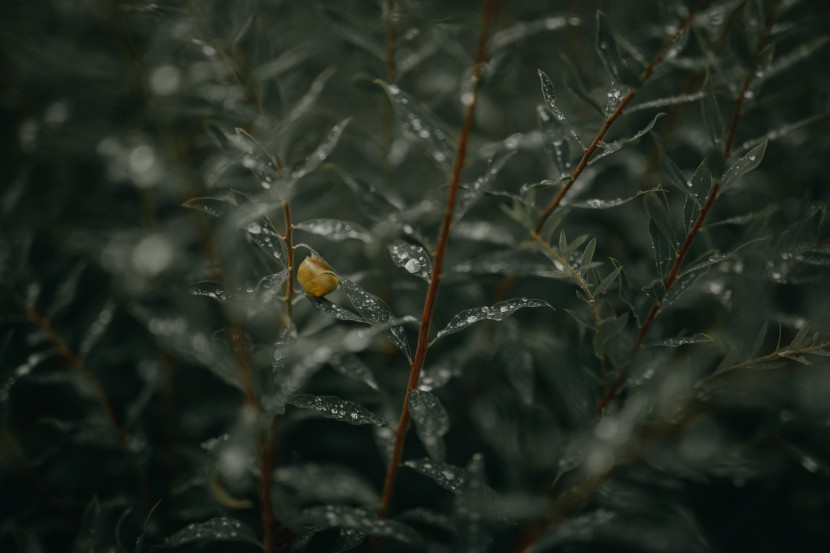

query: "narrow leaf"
xmin=340 ymin=277 xmax=411 ymax=360
xmin=627 ymin=90 xmax=706 ymax=113
xmin=376 ymin=80 xmax=455 ymax=172
xmin=408 ymin=390 xmax=450 ymax=462
xmin=161 ymin=518 xmax=259 ymax=548
xmin=722 ymin=141 xmax=767 ymax=191
xmin=432 ymin=298 xmax=552 ymax=343
xmin=589 ymin=113 xmax=663 ymax=165
xmin=291 ymin=118 xmax=351 ymax=179
xmin=595 ymin=265 xmax=623 ymax=296
xmin=596 ymin=11 xmax=639 ymax=86
xmin=307 ymin=296 xmax=365 ymax=322
xmin=245 ymin=218 xmax=286 ymax=266
xmin=294 ymin=218 xmax=371 ymax=242
xmin=235 ymin=128 xmax=279 ymax=189
xmin=331 ymin=165 xmax=399 ymax=221
xmin=569 ymin=188 xmax=661 ymax=209
xmin=687 ymin=158 xmax=713 ymax=207
xmin=404 ymin=458 xmax=467 ymax=494
xmin=650 ymin=334 xmax=713 ymax=347
xmin=388 ymin=240 xmax=432 ymax=282
xmin=561 ymin=53 xmax=605 ymax=116
xmin=287 ymin=394 xmax=385 ymax=426
xmin=330 ymin=353 xmax=379 ymax=391
xmin=291 ymin=506 xmax=420 ymax=545
xmin=456 ymin=137 xmax=519 ymax=219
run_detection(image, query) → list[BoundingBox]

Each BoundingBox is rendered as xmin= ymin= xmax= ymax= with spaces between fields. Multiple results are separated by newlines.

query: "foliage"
xmin=2 ymin=0 xmax=830 ymax=552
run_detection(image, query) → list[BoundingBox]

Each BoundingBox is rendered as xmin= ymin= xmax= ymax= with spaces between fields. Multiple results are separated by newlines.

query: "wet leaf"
xmin=340 ymin=277 xmax=411 ymax=361
xmin=331 ymin=165 xmax=399 ymax=221
xmin=291 ymin=506 xmax=420 ymax=545
xmin=377 ymin=80 xmax=455 ymax=173
xmin=701 ymin=77 xmax=724 ymax=148
xmin=291 ymin=118 xmax=351 ymax=179
xmin=274 ymin=463 xmax=379 ymax=506
xmin=235 ymin=128 xmax=279 ymax=189
xmin=569 ymin=188 xmax=661 ymax=210
xmin=589 ymin=113 xmax=663 ymax=165
xmin=627 ymin=90 xmax=706 ymax=113
xmin=307 ymin=296 xmax=365 ymax=322
xmin=432 ymin=298 xmax=553 ymax=343
xmin=181 ymin=195 xmax=237 ymax=218
xmin=294 ymin=218 xmax=371 ymax=242
xmin=404 ymin=458 xmax=467 ymax=494
xmin=330 ymin=353 xmax=379 ymax=391
xmin=245 ymin=218 xmax=286 ymax=266
xmin=388 ymin=240 xmax=432 ymax=282
xmin=596 ymin=11 xmax=639 ymax=86
xmin=160 ymin=518 xmax=259 ymax=548
xmin=650 ymin=334 xmax=713 ymax=347
xmin=287 ymin=394 xmax=385 ymax=426
xmin=561 ymin=53 xmax=605 ymax=116
xmin=722 ymin=141 xmax=767 ymax=191
xmin=687 ymin=158 xmax=713 ymax=207
xmin=409 ymin=390 xmax=450 ymax=462
xmin=456 ymin=137 xmax=519 ymax=219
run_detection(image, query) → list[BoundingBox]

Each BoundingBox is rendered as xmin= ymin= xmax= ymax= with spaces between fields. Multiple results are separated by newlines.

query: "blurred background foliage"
xmin=2 ymin=0 xmax=830 ymax=551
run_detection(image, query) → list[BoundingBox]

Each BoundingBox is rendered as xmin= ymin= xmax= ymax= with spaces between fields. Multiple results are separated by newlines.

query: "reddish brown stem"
xmin=377 ymin=0 xmax=499 ymax=526
xmin=282 ymin=200 xmax=294 ymax=324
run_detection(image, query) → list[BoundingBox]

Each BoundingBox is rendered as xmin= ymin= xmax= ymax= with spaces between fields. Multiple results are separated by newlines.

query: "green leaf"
xmin=570 ymin=188 xmax=662 ymax=210
xmin=290 ymin=117 xmax=351 ymax=179
xmin=595 ymin=265 xmax=624 ymax=295
xmin=307 ymin=296 xmax=365 ymax=322
xmin=376 ymin=80 xmax=455 ymax=173
xmin=409 ymin=390 xmax=450 ymax=462
xmin=330 ymin=165 xmax=399 ymax=221
xmin=388 ymin=240 xmax=433 ymax=282
xmin=596 ymin=11 xmax=639 ymax=86
xmin=340 ymin=277 xmax=412 ymax=361
xmin=627 ymin=90 xmax=706 ymax=114
xmin=701 ymin=76 xmax=725 ymax=148
xmin=722 ymin=141 xmax=767 ymax=191
xmin=294 ymin=218 xmax=372 ymax=242
xmin=589 ymin=113 xmax=664 ymax=165
xmin=687 ymin=158 xmax=713 ymax=207
xmin=650 ymin=334 xmax=713 ymax=347
xmin=560 ymin=54 xmax=605 ymax=116
xmin=649 ymin=219 xmax=674 ymax=282
xmin=456 ymin=137 xmax=519 ymax=220
xmin=431 ymin=298 xmax=553 ymax=344
xmin=161 ymin=518 xmax=260 ymax=548
xmin=235 ymin=128 xmax=280 ymax=189
xmin=291 ymin=506 xmax=421 ymax=546
xmin=287 ymin=394 xmax=385 ymax=426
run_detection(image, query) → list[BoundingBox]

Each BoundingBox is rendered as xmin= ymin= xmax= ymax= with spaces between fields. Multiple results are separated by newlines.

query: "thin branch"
xmin=533 ymin=7 xmax=700 ymax=234
xmin=377 ymin=0 xmax=499 ymax=526
xmin=694 ymin=341 xmax=830 ymax=388
xmin=282 ymin=200 xmax=294 ymax=324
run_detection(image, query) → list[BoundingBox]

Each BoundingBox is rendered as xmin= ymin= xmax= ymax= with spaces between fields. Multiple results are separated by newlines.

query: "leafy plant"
xmin=2 ymin=0 xmax=830 ymax=552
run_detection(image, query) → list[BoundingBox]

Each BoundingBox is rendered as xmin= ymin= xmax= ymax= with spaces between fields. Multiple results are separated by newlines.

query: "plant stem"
xmin=377 ymin=0 xmax=499 ymax=527
xmin=282 ymin=199 xmax=294 ymax=324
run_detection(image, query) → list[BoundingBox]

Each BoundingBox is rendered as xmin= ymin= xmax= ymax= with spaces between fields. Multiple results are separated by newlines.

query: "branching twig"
xmin=530 ymin=233 xmax=608 ymax=388
xmin=533 ymin=8 xmax=700 ymax=234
